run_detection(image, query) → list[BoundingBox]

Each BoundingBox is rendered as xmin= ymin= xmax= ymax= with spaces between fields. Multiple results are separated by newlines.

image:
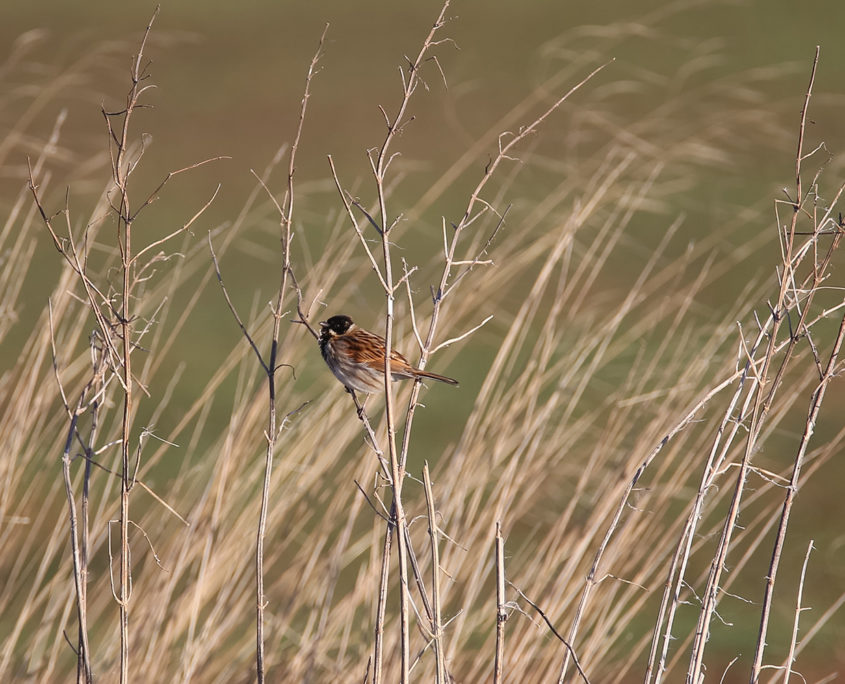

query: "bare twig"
xmin=564 ymin=369 xmax=740 ymax=683
xmin=422 ymin=463 xmax=446 ymax=684
xmin=782 ymin=541 xmax=814 ymax=683
xmin=50 ymin=302 xmax=98 ymax=684
xmin=508 ymin=581 xmax=591 ymax=684
xmin=751 ymin=313 xmax=845 ymax=680
xmin=688 ymin=47 xmax=824 ymax=682
xmin=494 ymin=522 xmax=506 ymax=684
xmin=132 ymin=179 xmax=223 ymax=263
xmin=97 ymin=10 xmax=163 ymax=680
xmin=252 ymin=26 xmax=327 ymax=684
xmin=208 ymin=234 xmax=268 ymax=373
xmin=429 ymin=315 xmax=493 ymax=354
xmin=327 ymin=156 xmax=388 ymax=292
xmin=365 ymin=5 xmax=453 ymax=682
xmin=129 ymin=156 xmax=229 ymax=224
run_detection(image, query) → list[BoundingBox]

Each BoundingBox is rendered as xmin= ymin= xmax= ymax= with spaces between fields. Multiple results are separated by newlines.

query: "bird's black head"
xmin=320 ymin=314 xmax=355 ymax=337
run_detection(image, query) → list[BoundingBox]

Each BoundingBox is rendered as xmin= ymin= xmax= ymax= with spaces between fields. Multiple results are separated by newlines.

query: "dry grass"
xmin=1 ymin=5 xmax=844 ymax=684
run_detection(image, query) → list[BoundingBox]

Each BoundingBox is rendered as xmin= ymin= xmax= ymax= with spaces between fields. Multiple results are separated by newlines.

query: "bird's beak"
xmin=319 ymin=320 xmax=327 ymax=328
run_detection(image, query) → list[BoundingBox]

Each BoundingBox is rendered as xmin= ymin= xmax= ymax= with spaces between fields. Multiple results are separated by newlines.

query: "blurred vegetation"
xmin=1 ymin=1 xmax=845 ymax=681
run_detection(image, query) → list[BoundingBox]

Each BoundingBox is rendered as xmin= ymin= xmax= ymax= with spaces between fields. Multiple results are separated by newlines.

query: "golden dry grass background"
xmin=2 ymin=2 xmax=845 ymax=682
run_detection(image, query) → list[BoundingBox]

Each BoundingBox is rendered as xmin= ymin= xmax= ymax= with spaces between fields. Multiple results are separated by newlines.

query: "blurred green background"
xmin=3 ymin=0 xmax=845 ymax=366
xmin=3 ymin=0 xmax=845 ymax=347
xmin=3 ymin=0 xmax=845 ymax=678
xmin=3 ymin=0 xmax=845 ymax=444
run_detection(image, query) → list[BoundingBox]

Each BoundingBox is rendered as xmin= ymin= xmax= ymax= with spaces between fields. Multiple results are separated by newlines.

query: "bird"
xmin=319 ymin=314 xmax=459 ymax=393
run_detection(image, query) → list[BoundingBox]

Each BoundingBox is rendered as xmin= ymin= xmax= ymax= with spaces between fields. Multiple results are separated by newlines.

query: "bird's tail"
xmin=412 ymin=369 xmax=459 ymax=386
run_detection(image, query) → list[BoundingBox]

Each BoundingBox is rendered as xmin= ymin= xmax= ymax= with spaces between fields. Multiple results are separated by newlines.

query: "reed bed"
xmin=1 ymin=5 xmax=843 ymax=683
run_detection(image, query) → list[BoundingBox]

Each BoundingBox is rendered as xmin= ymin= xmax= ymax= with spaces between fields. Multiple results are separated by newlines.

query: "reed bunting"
xmin=319 ymin=314 xmax=459 ymax=393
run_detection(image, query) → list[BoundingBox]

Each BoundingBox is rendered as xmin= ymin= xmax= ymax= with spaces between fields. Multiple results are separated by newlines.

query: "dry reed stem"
xmin=209 ymin=25 xmax=328 ymax=683
xmin=686 ymin=47 xmax=829 ymax=682
xmin=372 ymin=2 xmax=453 ymax=676
xmin=494 ymin=522 xmax=506 ymax=684
xmin=22 ymin=9 xmax=222 ymax=680
xmin=325 ymin=4 xmax=455 ymax=681
xmin=105 ymin=14 xmax=158 ymax=680
xmin=422 ymin=463 xmax=446 ymax=683
xmin=47 ymin=298 xmax=110 ymax=683
xmin=750 ymin=312 xmax=845 ymax=679
xmin=781 ymin=540 xmax=815 ymax=683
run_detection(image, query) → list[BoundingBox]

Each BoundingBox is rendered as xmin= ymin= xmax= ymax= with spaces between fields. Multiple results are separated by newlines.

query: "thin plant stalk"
xmin=209 ymin=27 xmax=327 ymax=683
xmin=357 ymin=4 xmax=452 ymax=681
xmin=494 ymin=522 xmax=506 ymax=684
xmin=782 ymin=541 xmax=814 ymax=683
xmin=750 ymin=313 xmax=845 ymax=680
xmin=423 ymin=463 xmax=446 ymax=684
xmin=687 ymin=47 xmax=822 ymax=682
